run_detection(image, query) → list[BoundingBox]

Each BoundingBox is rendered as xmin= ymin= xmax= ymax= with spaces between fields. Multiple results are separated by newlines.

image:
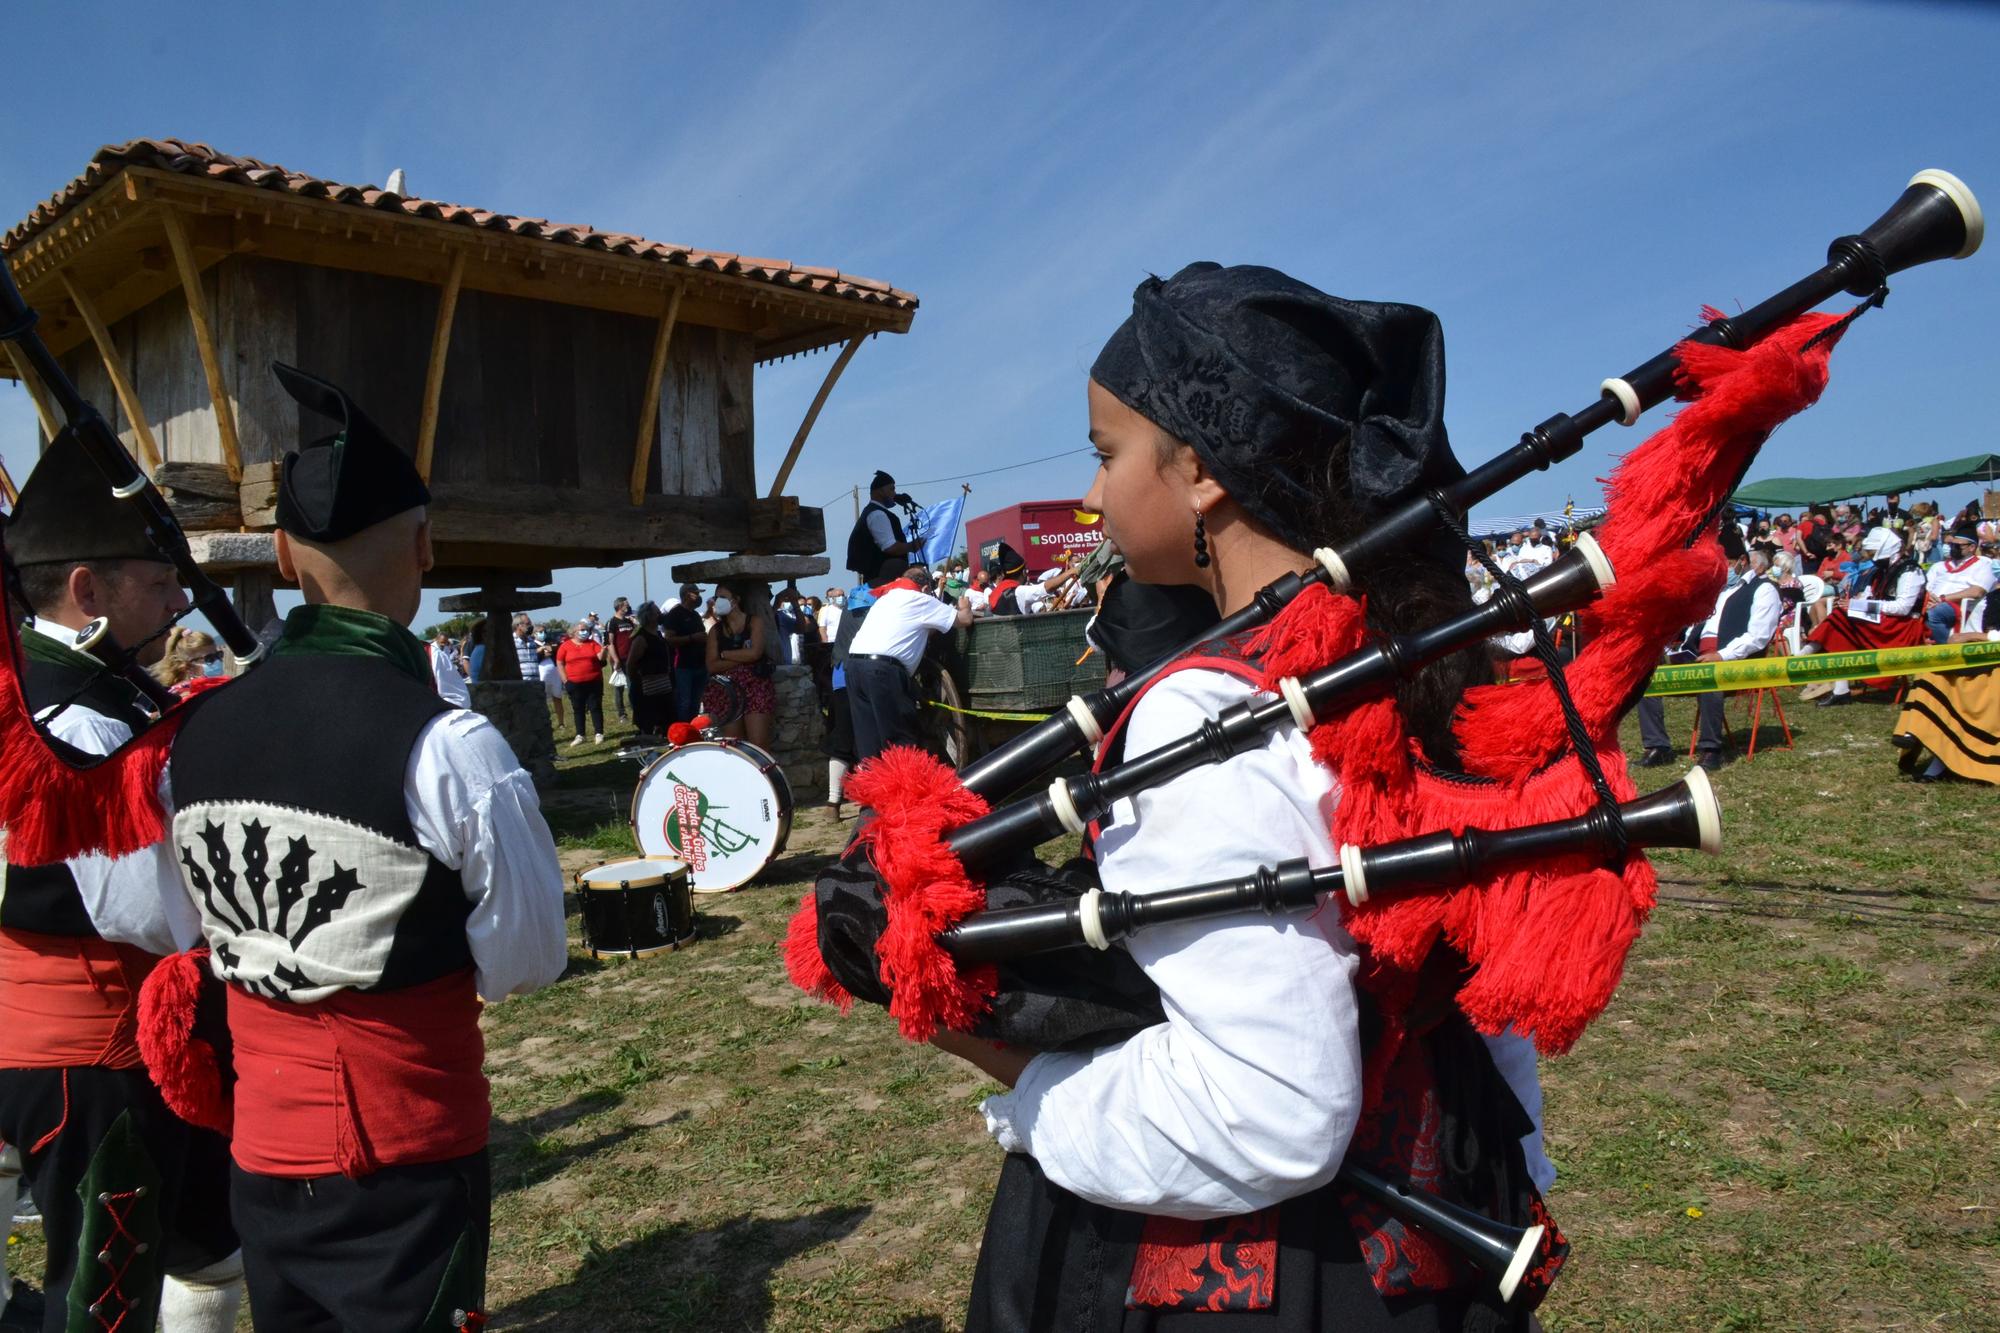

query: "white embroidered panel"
xmin=172 ymin=801 xmax=433 ymax=1003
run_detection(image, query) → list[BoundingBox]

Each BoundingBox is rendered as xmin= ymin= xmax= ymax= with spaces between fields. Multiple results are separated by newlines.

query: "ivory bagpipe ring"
xmin=1910 ymin=169 xmax=1984 ymax=258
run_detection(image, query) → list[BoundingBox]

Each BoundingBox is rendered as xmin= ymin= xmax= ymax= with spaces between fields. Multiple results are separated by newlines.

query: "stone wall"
xmin=769 ymin=663 xmax=826 ymax=804
xmin=471 ymin=680 xmax=557 ymax=786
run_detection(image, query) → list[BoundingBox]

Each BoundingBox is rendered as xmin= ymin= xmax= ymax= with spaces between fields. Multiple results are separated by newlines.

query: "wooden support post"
xmin=231 ymin=571 xmax=278 ymax=649
xmin=158 ymin=206 xmax=243 ymax=482
xmin=414 ymin=249 xmax=467 ymax=482
xmin=0 ymin=456 xmax=17 ymax=510
xmin=627 ymin=284 xmax=685 ymax=505
xmin=57 ymin=270 xmax=163 ymax=473
xmin=3 ymin=343 xmax=61 ymax=443
xmin=767 ymin=334 xmax=863 ymax=499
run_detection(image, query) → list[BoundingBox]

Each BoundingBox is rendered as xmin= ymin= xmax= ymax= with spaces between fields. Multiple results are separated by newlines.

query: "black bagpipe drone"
xmin=0 ymin=256 xmax=264 ymax=866
xmin=786 ymin=169 xmax=1982 ymax=1307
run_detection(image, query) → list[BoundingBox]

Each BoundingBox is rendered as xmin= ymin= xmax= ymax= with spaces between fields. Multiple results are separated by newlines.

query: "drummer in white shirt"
xmin=843 ymin=563 xmax=972 ymax=764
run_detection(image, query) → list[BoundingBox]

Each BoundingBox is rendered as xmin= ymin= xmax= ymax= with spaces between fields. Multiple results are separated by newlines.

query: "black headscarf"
xmin=1090 ymin=262 xmax=1461 ymax=559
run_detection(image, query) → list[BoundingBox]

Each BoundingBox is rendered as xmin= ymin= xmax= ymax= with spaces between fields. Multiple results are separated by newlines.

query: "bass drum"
xmin=576 ymin=857 xmax=695 ymax=959
xmin=631 ymin=740 xmax=794 ymax=893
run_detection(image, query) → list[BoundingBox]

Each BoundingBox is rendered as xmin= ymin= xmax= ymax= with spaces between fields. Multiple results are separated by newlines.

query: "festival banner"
xmin=1642 ymin=640 xmax=2000 ymax=697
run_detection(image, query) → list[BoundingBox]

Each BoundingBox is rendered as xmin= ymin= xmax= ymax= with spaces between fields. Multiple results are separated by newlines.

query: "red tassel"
xmin=782 ymin=890 xmax=855 ymax=1012
xmin=136 ymin=948 xmax=232 ymax=1135
xmin=0 ymin=628 xmax=188 ymax=865
xmin=845 ymin=746 xmax=998 ymax=1041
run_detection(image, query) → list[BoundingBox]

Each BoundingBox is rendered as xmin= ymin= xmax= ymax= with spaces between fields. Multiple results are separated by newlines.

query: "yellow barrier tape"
xmin=1643 ymin=639 xmax=2000 ymax=697
xmin=924 ymin=699 xmax=1054 ymax=723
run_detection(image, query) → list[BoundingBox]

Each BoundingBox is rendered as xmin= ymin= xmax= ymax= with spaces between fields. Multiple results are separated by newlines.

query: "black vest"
xmin=0 ymin=629 xmax=155 ymax=937
xmin=168 ymin=654 xmax=471 ymax=1001
xmin=846 ymin=501 xmax=906 ymax=582
xmin=1714 ymin=573 xmax=1768 ymax=648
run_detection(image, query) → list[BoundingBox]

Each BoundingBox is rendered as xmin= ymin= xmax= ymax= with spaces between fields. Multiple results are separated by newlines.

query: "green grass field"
xmin=9 ymin=692 xmax=1995 ymax=1330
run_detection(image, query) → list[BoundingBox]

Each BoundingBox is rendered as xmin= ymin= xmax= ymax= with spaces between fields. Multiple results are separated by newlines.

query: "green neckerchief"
xmin=272 ymin=604 xmax=431 ymax=685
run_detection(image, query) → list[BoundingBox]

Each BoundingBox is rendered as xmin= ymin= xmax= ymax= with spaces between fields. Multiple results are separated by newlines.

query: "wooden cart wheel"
xmin=920 ymin=662 xmax=974 ymax=769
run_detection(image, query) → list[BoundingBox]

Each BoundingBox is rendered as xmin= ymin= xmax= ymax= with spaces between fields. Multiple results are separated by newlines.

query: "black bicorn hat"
xmin=1090 ymin=262 xmax=1462 ymax=556
xmin=272 ymin=362 xmax=430 ymax=542
xmin=4 ymin=437 xmax=170 ymax=567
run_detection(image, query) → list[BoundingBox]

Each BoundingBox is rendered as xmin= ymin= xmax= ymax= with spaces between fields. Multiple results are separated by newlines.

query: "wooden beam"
xmin=158 ymin=206 xmax=243 ymax=481
xmin=628 ymin=283 xmax=685 ymax=505
xmin=2 ymin=343 xmax=61 ymax=443
xmin=414 ymin=248 xmax=467 ymax=482
xmin=56 ymin=270 xmax=163 ymax=473
xmin=767 ymin=334 xmax=863 ymax=498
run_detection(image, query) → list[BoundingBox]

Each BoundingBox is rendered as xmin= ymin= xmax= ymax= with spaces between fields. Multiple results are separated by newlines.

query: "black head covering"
xmin=1090 ymin=262 xmax=1461 ymax=555
xmin=1718 ymin=518 xmax=1748 ymax=561
xmin=871 ymin=470 xmax=896 ymax=492
xmin=272 ymin=362 xmax=430 ymax=542
xmin=5 ymin=436 xmax=170 ymax=566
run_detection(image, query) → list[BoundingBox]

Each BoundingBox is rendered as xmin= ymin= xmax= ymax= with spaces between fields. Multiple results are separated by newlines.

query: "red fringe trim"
xmin=0 ymin=613 xmax=213 ymax=866
xmin=780 ymin=305 xmax=1858 ymax=1059
xmin=782 ymin=889 xmax=854 ymax=1012
xmin=136 ymin=948 xmax=232 ymax=1135
xmin=782 ymin=745 xmax=1000 ymax=1040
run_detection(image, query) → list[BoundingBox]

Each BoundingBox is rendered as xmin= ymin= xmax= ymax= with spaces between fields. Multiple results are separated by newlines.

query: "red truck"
xmin=964 ymin=500 xmax=1107 ymax=574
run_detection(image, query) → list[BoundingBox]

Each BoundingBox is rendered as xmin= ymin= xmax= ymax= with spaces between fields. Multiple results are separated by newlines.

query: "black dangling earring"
xmin=1192 ymin=507 xmax=1211 ymax=568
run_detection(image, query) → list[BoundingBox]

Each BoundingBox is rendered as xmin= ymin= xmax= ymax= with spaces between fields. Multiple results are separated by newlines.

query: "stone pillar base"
xmin=770 ymin=663 xmax=827 ymax=803
xmin=471 ymin=680 xmax=557 ymax=787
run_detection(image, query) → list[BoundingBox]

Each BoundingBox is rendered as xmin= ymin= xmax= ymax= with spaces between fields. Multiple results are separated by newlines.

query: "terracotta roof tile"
xmin=4 ymin=138 xmax=917 ymax=316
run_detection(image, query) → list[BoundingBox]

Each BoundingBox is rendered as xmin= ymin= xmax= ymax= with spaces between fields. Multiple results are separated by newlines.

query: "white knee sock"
xmin=1831 ymin=679 xmax=1850 ymax=696
xmin=828 ymin=758 xmax=848 ymax=803
xmin=159 ymin=1250 xmax=245 ymax=1333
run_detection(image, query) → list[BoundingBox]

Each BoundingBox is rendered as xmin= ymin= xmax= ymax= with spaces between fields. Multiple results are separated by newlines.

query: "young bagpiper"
xmin=159 ymin=363 xmax=568 ymax=1331
xmin=0 ymin=445 xmax=245 ymax=1332
xmin=929 ymin=265 xmax=1555 ymax=1331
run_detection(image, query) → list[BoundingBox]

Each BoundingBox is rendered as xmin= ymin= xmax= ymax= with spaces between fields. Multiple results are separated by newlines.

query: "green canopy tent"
xmin=1731 ymin=453 xmax=2000 ymax=508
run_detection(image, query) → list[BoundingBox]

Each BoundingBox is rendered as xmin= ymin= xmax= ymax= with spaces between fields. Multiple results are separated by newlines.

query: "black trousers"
xmin=230 ymin=1150 xmax=489 ymax=1333
xmin=1636 ymin=694 xmax=1726 ymax=754
xmin=846 ymin=657 xmax=923 ymax=764
xmin=0 ymin=1065 xmax=237 ymax=1333
xmin=565 ymin=679 xmax=605 ymax=738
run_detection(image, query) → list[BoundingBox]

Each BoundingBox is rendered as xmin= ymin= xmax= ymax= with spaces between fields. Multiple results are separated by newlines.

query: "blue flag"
xmin=915 ymin=493 xmax=965 ymax=568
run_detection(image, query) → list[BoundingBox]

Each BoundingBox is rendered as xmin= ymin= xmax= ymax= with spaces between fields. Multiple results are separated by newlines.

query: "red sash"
xmin=226 ymin=967 xmax=488 ymax=1178
xmin=0 ymin=927 xmax=156 ymax=1070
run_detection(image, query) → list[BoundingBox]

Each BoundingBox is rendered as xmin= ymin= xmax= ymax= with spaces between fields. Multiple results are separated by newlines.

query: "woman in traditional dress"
xmin=1895 ymin=592 xmax=1999 ymax=784
xmin=1798 ymin=525 xmax=1927 ymax=704
xmin=928 ymin=264 xmax=1553 ymax=1332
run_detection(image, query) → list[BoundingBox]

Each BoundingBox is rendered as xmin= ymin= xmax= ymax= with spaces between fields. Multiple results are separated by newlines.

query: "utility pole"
xmin=641 ymin=558 xmax=649 ymax=605
xmin=851 ymin=484 xmax=861 ymax=520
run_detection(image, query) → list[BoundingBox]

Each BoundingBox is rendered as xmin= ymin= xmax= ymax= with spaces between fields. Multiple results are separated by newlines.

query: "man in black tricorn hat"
xmin=158 ymin=363 xmax=568 ymax=1332
xmin=0 ymin=446 xmax=247 ymax=1331
xmin=846 ymin=469 xmax=914 ymax=585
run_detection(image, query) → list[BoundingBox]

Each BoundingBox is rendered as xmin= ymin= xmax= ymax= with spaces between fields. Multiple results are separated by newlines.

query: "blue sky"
xmin=5 ymin=0 xmax=1997 ymax=630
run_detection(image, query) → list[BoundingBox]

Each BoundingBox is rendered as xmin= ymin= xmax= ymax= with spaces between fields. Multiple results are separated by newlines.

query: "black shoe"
xmin=1889 ymin=731 xmax=1919 ymax=750
xmin=1696 ymin=752 xmax=1724 ymax=772
xmin=0 ymin=1282 xmax=45 ymax=1333
xmin=1816 ymin=692 xmax=1851 ymax=708
xmin=1637 ymin=746 xmax=1676 ymax=768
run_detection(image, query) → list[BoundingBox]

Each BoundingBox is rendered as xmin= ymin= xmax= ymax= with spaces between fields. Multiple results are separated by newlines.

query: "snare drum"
xmin=631 ymin=740 xmax=794 ymax=893
xmin=576 ymin=858 xmax=695 ymax=958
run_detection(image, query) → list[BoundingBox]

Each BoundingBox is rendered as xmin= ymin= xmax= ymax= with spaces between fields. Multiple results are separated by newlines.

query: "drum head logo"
xmin=661 ymin=768 xmax=761 ymax=872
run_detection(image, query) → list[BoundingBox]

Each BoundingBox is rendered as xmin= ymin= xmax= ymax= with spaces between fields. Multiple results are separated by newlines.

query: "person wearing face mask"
xmin=153 ymin=627 xmax=227 ymax=697
xmin=1635 ymin=525 xmax=1781 ymax=770
xmin=816 ymin=586 xmax=846 ymax=644
xmin=1798 ymin=525 xmax=1927 ymax=704
xmin=704 ymin=583 xmax=777 ymax=748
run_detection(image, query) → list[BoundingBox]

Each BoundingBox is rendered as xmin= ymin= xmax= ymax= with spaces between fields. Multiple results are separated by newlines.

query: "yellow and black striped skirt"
xmin=1896 ymin=668 xmax=2000 ymax=786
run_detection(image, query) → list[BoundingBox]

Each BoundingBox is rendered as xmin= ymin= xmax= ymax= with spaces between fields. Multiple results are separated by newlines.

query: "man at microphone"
xmin=845 ymin=470 xmax=916 ymax=586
